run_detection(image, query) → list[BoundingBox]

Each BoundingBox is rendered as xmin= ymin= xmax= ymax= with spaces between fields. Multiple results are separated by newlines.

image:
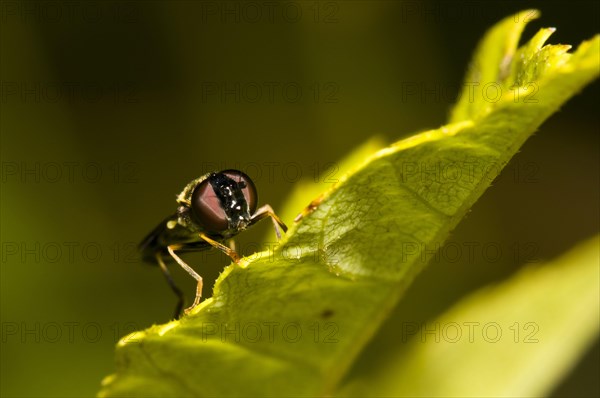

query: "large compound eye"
xmin=190 ymin=170 xmax=258 ymax=233
xmin=191 ymin=178 xmax=229 ymax=232
xmin=221 ymin=169 xmax=258 ymax=214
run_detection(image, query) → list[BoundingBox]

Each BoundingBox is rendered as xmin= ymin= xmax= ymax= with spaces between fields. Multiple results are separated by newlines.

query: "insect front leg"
xmin=199 ymin=233 xmax=247 ymax=267
xmin=249 ymin=204 xmax=288 ymax=240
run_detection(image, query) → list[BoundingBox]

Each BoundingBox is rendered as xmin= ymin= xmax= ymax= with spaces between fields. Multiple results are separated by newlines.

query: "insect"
xmin=139 ymin=169 xmax=287 ymax=318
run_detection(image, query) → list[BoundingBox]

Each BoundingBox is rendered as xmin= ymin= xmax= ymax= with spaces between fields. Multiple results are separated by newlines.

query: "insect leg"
xmin=249 ymin=204 xmax=288 ymax=240
xmin=199 ymin=233 xmax=244 ymax=265
xmin=167 ymin=245 xmax=203 ymax=314
xmin=155 ymin=253 xmax=185 ymax=319
xmin=225 ymin=238 xmax=236 ymax=252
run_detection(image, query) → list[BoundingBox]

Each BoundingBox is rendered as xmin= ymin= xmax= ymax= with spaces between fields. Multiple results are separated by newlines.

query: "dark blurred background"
xmin=1 ymin=1 xmax=598 ymax=396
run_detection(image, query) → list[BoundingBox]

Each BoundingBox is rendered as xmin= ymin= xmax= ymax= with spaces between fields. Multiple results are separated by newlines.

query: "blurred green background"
xmin=1 ymin=1 xmax=598 ymax=396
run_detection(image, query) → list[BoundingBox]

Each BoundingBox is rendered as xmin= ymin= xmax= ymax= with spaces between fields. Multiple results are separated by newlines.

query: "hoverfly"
xmin=139 ymin=169 xmax=287 ymax=318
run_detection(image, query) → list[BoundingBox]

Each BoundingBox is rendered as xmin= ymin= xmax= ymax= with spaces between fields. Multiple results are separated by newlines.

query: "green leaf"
xmin=99 ymin=10 xmax=599 ymax=397
xmin=340 ymin=235 xmax=600 ymax=397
